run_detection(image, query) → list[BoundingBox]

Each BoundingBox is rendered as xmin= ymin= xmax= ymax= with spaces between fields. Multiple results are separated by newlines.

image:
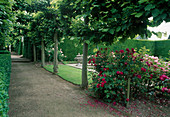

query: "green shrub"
xmin=0 ymin=52 xmax=11 ymax=117
xmin=88 ymin=48 xmax=169 ymax=106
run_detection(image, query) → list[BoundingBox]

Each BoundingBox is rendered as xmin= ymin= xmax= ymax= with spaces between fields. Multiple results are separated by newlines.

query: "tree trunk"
xmin=53 ymin=31 xmax=58 ymax=74
xmin=33 ymin=43 xmax=36 ymax=62
xmin=126 ymin=78 xmax=131 ymax=107
xmin=41 ymin=38 xmax=45 ymax=67
xmin=81 ymin=42 xmax=88 ymax=89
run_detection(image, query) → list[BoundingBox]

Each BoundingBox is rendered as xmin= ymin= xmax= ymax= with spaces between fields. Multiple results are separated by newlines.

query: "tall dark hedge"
xmin=0 ymin=51 xmax=11 ymax=116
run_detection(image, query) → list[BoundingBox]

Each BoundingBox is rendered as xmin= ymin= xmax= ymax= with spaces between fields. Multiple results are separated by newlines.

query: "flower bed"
xmin=88 ymin=48 xmax=169 ymax=106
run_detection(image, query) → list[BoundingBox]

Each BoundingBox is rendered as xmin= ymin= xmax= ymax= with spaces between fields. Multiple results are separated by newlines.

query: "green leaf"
xmin=111 ymin=8 xmax=117 ymax=14
xmin=106 ymin=94 xmax=110 ymax=98
xmin=144 ymin=4 xmax=155 ymax=11
xmin=116 ymin=27 xmax=121 ymax=32
xmin=109 ymin=29 xmax=114 ymax=34
xmin=102 ymin=28 xmax=109 ymax=32
xmin=152 ymin=9 xmax=160 ymax=17
xmin=135 ymin=12 xmax=143 ymax=18
xmin=104 ymin=90 xmax=108 ymax=93
xmin=160 ymin=14 xmax=167 ymax=20
xmin=138 ymin=0 xmax=148 ymax=4
xmin=112 ymin=91 xmax=116 ymax=95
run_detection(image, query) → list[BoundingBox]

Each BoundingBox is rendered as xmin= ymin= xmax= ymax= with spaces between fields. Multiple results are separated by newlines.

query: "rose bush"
xmin=89 ymin=48 xmax=169 ymax=106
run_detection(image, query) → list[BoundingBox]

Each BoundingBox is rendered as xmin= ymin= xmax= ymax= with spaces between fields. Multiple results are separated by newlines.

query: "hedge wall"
xmin=155 ymin=40 xmax=170 ymax=57
xmin=59 ymin=39 xmax=83 ymax=61
xmin=23 ymin=38 xmax=33 ymax=61
xmin=22 ymin=39 xmax=170 ymax=61
xmin=0 ymin=51 xmax=11 ymax=117
xmin=90 ymin=39 xmax=169 ymax=58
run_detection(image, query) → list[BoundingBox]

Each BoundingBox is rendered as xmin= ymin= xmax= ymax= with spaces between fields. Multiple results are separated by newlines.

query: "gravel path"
xmin=8 ymin=54 xmax=114 ymax=117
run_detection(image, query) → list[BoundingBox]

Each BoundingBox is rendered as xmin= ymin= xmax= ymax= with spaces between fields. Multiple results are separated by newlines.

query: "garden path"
xmin=8 ymin=53 xmax=114 ymax=117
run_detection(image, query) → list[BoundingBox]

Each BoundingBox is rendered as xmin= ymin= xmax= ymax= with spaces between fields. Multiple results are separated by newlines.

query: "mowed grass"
xmin=44 ymin=65 xmax=92 ymax=85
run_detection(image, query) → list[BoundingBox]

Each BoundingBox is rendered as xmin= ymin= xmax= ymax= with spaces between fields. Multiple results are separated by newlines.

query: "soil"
xmin=8 ymin=54 xmax=170 ymax=117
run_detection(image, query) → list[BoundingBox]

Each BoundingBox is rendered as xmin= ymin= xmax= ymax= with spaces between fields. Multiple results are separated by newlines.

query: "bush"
xmin=88 ymin=48 xmax=169 ymax=106
xmin=0 ymin=51 xmax=11 ymax=116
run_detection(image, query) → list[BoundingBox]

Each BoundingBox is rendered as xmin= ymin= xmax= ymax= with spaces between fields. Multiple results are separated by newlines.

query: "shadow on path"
xmin=8 ymin=53 xmax=114 ymax=117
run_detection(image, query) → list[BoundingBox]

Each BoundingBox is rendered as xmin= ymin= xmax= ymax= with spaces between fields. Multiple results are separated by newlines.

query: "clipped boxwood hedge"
xmin=0 ymin=51 xmax=11 ymax=117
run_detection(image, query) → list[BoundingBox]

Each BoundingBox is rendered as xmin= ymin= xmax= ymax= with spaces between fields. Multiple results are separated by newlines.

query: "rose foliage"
xmin=89 ymin=48 xmax=170 ymax=105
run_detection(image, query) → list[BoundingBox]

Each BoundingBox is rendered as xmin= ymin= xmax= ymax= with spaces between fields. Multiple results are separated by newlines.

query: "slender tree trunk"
xmin=81 ymin=42 xmax=88 ymax=89
xmin=41 ymin=38 xmax=45 ymax=67
xmin=53 ymin=31 xmax=58 ymax=74
xmin=126 ymin=78 xmax=131 ymax=107
xmin=33 ymin=43 xmax=36 ymax=62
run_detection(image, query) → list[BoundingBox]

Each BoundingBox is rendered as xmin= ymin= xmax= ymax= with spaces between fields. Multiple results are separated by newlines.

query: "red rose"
xmin=140 ymin=59 xmax=143 ymax=61
xmin=131 ymin=48 xmax=135 ymax=53
xmin=105 ymin=48 xmax=107 ymax=50
xmin=115 ymin=50 xmax=118 ymax=53
xmin=150 ymin=74 xmax=153 ymax=77
xmin=149 ymin=77 xmax=152 ymax=79
xmin=106 ymin=68 xmax=109 ymax=70
xmin=120 ymin=50 xmax=124 ymax=53
xmin=97 ymin=84 xmax=100 ymax=88
xmin=104 ymin=74 xmax=106 ymax=77
xmin=126 ymin=48 xmax=130 ymax=52
xmin=88 ymin=59 xmax=91 ymax=64
xmin=103 ymin=68 xmax=106 ymax=71
xmin=126 ymin=98 xmax=129 ymax=101
xmin=95 ymin=55 xmax=98 ymax=57
xmin=101 ymin=48 xmax=103 ymax=50
xmin=137 ymin=75 xmax=141 ymax=79
xmin=104 ymin=81 xmax=107 ymax=83
xmin=102 ymin=78 xmax=105 ymax=81
xmin=141 ymin=67 xmax=146 ymax=72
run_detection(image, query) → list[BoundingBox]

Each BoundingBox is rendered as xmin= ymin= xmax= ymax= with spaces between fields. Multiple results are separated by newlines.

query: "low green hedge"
xmin=0 ymin=51 xmax=11 ymax=117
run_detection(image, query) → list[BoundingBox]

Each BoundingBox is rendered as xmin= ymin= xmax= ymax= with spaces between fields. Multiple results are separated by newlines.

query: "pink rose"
xmin=116 ymin=71 xmax=120 ymax=75
xmin=113 ymin=102 xmax=116 ymax=105
xmin=101 ymin=82 xmax=105 ymax=87
xmin=124 ymin=62 xmax=128 ymax=65
xmin=120 ymin=72 xmax=124 ymax=75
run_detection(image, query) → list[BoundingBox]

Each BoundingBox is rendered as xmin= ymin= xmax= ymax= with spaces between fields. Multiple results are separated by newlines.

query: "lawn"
xmin=44 ymin=65 xmax=92 ymax=85
xmin=62 ymin=61 xmax=78 ymax=64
